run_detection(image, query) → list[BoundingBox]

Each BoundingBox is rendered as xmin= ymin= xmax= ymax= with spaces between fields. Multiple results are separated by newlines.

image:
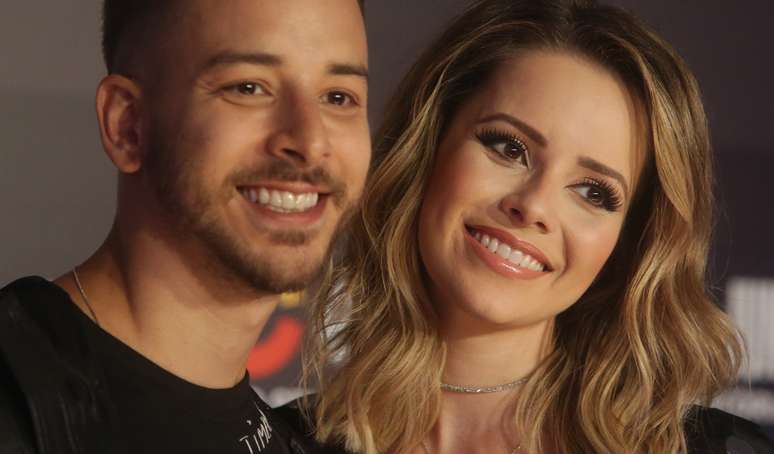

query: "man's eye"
xmin=323 ymin=91 xmax=356 ymax=107
xmin=226 ymin=82 xmax=266 ymax=96
xmin=475 ymin=128 xmax=529 ymax=167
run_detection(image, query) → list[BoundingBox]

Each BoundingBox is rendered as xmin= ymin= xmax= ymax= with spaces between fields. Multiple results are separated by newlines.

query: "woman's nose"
xmin=499 ymin=175 xmax=556 ymax=234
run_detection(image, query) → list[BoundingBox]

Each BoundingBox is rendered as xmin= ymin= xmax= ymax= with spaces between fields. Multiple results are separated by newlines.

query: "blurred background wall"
xmin=1 ymin=0 xmax=772 ymax=436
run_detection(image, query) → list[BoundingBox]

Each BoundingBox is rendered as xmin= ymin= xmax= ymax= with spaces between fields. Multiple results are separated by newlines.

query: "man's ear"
xmin=96 ymin=74 xmax=145 ymax=173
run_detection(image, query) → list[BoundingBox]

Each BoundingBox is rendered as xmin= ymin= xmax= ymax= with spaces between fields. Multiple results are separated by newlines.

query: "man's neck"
xmin=55 ymin=226 xmax=280 ymax=389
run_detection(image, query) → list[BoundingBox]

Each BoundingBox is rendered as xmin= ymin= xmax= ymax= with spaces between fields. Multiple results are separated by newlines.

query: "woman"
xmin=289 ymin=0 xmax=774 ymax=452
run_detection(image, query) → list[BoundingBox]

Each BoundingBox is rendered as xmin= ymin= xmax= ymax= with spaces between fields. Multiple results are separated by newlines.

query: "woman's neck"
xmin=424 ymin=314 xmax=554 ymax=454
xmin=440 ymin=309 xmax=553 ymax=385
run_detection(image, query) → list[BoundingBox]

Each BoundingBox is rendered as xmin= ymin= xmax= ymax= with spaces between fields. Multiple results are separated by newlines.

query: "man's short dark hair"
xmin=101 ymin=0 xmax=366 ymax=75
xmin=101 ymin=0 xmax=177 ymax=74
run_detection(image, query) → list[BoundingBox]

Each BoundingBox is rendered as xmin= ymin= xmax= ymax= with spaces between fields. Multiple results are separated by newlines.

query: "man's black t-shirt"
xmin=89 ymin=313 xmax=282 ymax=454
xmin=1 ymin=277 xmax=301 ymax=454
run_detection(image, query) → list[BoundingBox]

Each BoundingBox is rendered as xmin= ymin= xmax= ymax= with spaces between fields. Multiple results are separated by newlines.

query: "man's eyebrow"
xmin=476 ymin=113 xmax=548 ymax=148
xmin=197 ymin=52 xmax=368 ymax=81
xmin=329 ymin=63 xmax=369 ymax=80
xmin=199 ymin=52 xmax=282 ymax=74
xmin=577 ymin=156 xmax=630 ymax=198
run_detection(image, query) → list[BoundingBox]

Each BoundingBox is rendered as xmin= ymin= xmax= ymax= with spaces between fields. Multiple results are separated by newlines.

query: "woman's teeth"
xmin=240 ymin=187 xmax=319 ymax=213
xmin=473 ymin=231 xmax=546 ymax=272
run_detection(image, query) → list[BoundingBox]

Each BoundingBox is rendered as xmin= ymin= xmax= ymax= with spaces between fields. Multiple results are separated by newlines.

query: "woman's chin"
xmin=440 ymin=299 xmax=551 ymax=334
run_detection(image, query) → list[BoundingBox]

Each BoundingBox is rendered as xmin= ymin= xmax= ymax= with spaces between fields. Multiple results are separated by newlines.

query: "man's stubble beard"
xmin=143 ymin=127 xmax=355 ymax=295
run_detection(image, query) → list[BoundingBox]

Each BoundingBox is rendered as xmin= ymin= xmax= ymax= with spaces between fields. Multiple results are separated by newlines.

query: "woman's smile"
xmin=464 ymin=224 xmax=551 ymax=279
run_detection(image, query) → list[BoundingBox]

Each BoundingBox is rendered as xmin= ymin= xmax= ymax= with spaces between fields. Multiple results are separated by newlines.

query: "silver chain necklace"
xmin=440 ymin=375 xmax=527 ymax=394
xmin=72 ymin=267 xmax=100 ymax=327
xmin=427 ymin=377 xmax=528 ymax=452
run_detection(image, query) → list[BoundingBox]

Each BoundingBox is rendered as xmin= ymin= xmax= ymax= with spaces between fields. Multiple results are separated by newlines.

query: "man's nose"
xmin=265 ymin=96 xmax=331 ymax=167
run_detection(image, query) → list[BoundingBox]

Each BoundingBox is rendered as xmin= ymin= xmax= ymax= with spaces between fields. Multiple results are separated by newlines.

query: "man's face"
xmin=141 ymin=0 xmax=370 ymax=293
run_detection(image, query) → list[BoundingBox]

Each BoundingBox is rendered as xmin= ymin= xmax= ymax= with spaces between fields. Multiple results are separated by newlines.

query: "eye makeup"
xmin=571 ymin=177 xmax=623 ymax=212
xmin=475 ymin=128 xmax=530 ymax=167
xmin=474 ymin=127 xmax=625 ymax=213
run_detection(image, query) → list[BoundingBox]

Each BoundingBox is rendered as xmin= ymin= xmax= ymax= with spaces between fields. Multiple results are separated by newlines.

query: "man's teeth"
xmin=241 ymin=188 xmax=319 ymax=212
xmin=473 ymin=231 xmax=546 ymax=272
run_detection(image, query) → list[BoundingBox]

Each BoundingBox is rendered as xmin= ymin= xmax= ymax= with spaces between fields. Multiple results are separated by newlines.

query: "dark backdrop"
xmin=1 ymin=0 xmax=772 ymax=435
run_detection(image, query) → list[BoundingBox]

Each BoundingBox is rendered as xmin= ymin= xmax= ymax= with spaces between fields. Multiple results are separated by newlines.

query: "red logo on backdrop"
xmin=247 ymin=292 xmax=305 ymax=380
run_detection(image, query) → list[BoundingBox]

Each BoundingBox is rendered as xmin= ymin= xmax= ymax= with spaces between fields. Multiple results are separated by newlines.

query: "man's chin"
xmin=219 ymin=240 xmax=327 ymax=293
xmin=190 ymin=201 xmax=345 ymax=294
xmin=241 ymin=260 xmax=323 ymax=294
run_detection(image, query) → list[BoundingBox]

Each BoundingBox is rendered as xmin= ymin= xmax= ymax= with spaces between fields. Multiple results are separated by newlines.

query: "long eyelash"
xmin=582 ymin=177 xmax=623 ymax=211
xmin=475 ymin=128 xmax=528 ymax=160
xmin=476 ymin=128 xmax=526 ymax=149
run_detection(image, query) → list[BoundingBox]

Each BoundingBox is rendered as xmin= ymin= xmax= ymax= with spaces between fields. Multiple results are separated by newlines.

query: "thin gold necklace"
xmin=72 ymin=267 xmax=100 ymax=326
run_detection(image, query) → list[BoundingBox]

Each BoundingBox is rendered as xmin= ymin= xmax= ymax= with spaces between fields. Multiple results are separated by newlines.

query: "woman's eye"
xmin=476 ymin=129 xmax=529 ymax=167
xmin=322 ymin=91 xmax=356 ymax=107
xmin=571 ymin=178 xmax=623 ymax=212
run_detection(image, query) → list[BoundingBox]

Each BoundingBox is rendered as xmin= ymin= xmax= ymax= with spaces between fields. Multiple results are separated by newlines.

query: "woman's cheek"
xmin=570 ymin=221 xmax=623 ymax=277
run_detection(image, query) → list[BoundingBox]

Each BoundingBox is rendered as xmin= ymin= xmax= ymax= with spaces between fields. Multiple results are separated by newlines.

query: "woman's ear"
xmin=95 ymin=74 xmax=145 ymax=174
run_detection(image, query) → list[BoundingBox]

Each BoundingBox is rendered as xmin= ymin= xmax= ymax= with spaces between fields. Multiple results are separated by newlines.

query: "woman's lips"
xmin=464 ymin=224 xmax=552 ymax=280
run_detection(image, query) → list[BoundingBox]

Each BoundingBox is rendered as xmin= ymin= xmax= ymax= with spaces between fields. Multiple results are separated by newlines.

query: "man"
xmin=0 ymin=0 xmax=369 ymax=453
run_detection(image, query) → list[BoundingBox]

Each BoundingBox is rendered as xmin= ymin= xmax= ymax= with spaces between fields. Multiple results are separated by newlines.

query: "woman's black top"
xmin=276 ymin=402 xmax=774 ymax=453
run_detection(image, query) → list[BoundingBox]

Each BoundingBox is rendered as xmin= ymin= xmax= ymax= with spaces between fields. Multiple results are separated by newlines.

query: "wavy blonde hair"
xmin=303 ymin=0 xmax=742 ymax=452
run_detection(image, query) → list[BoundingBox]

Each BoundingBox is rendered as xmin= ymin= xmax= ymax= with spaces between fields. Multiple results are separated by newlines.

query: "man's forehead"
xmin=177 ymin=0 xmax=366 ymax=53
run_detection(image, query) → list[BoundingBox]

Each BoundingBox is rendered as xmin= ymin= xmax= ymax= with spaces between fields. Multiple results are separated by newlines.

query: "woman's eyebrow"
xmin=476 ymin=112 xmax=548 ymax=147
xmin=476 ymin=113 xmax=630 ymax=198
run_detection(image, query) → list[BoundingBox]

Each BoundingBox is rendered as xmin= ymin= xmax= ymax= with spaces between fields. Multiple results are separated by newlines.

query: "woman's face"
xmin=418 ymin=50 xmax=644 ymax=331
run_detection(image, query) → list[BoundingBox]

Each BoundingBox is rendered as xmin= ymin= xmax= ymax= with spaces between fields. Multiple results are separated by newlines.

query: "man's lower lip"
xmin=464 ymin=228 xmax=547 ymax=280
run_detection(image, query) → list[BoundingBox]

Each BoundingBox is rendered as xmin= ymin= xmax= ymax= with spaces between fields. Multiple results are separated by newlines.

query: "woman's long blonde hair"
xmin=303 ymin=0 xmax=742 ymax=452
